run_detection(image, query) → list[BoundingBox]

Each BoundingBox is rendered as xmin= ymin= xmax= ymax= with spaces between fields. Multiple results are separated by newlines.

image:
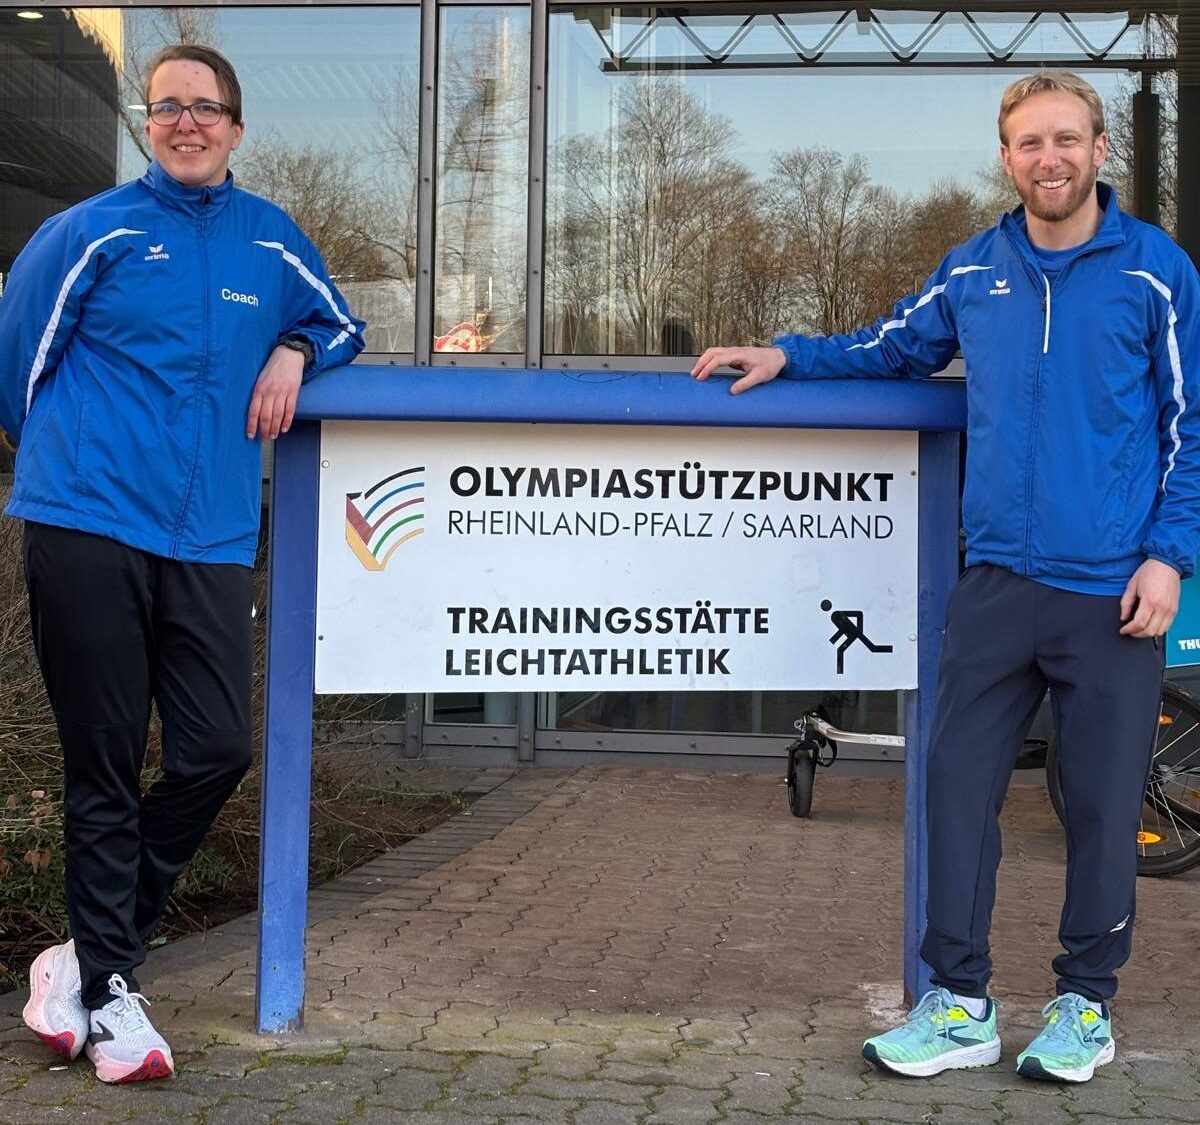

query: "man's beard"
xmin=1018 ymin=164 xmax=1098 ymax=224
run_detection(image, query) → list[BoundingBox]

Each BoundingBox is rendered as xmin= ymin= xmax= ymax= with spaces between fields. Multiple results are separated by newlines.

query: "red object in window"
xmin=434 ymin=322 xmax=483 ymax=352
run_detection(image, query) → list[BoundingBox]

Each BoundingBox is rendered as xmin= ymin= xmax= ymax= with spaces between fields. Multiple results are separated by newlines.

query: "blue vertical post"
xmin=256 ymin=420 xmax=321 ymax=1033
xmin=903 ymin=429 xmax=960 ymax=1007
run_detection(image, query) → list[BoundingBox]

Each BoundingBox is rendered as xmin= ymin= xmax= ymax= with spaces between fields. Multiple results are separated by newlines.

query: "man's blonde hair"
xmin=998 ymin=71 xmax=1106 ymax=144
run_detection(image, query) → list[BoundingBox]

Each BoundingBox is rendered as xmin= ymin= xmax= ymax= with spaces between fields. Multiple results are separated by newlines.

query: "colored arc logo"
xmin=345 ymin=467 xmax=426 ymax=571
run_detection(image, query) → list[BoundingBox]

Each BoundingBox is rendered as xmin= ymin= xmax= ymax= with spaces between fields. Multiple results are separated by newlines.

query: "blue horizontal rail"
xmin=296 ymin=364 xmax=967 ymax=432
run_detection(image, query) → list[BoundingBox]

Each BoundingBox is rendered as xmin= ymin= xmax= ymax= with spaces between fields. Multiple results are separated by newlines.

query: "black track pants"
xmin=920 ymin=564 xmax=1163 ymax=1003
xmin=24 ymin=522 xmax=253 ymax=1010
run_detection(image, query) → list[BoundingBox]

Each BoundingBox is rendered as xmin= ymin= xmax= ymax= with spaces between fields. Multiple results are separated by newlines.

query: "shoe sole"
xmin=89 ymin=1047 xmax=174 ymax=1084
xmin=22 ymin=946 xmax=84 ymax=1061
xmin=864 ymin=1036 xmax=1002 ymax=1077
xmin=1016 ymin=1039 xmax=1116 ymax=1083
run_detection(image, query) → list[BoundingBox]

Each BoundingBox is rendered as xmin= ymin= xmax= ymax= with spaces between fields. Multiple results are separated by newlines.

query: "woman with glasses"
xmin=0 ymin=44 xmax=365 ymax=1083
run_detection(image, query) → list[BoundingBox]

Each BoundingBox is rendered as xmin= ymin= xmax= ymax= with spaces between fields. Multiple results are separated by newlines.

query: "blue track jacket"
xmin=774 ymin=184 xmax=1200 ymax=591
xmin=0 ymin=162 xmax=365 ymax=565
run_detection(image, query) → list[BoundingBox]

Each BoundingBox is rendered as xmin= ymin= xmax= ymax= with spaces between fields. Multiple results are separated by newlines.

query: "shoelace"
xmin=908 ymin=989 xmax=953 ymax=1039
xmin=102 ymin=974 xmax=154 ymax=1032
xmin=1037 ymin=995 xmax=1093 ymax=1048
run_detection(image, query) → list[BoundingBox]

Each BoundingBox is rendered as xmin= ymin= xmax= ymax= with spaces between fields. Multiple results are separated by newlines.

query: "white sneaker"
xmin=85 ymin=974 xmax=174 ymax=1083
xmin=22 ymin=939 xmax=89 ymax=1060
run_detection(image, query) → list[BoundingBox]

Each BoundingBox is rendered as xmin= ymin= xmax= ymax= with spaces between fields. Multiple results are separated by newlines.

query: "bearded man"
xmin=693 ymin=71 xmax=1200 ymax=1084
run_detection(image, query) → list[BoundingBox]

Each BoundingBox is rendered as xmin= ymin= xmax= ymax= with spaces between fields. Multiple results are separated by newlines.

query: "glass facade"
xmin=2 ymin=2 xmax=1196 ymax=752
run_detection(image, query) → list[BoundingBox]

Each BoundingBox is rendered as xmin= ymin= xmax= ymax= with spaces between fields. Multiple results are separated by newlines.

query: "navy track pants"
xmin=920 ymin=564 xmax=1163 ymax=1002
xmin=24 ymin=522 xmax=253 ymax=1010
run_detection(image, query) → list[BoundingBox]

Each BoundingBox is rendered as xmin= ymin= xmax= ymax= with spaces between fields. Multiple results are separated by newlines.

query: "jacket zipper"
xmin=1019 ymin=269 xmax=1051 ymax=572
xmin=173 ymin=191 xmax=213 ymax=556
xmin=1040 ymin=275 xmax=1051 ymax=354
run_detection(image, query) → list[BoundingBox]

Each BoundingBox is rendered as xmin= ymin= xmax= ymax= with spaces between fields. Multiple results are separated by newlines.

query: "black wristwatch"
xmin=278 ymin=334 xmax=314 ymax=368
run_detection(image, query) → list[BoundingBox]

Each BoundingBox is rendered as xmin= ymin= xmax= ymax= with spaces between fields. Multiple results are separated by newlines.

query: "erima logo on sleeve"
xmin=989 ymin=278 xmax=1011 ymax=295
xmin=144 ymin=243 xmax=170 ymax=262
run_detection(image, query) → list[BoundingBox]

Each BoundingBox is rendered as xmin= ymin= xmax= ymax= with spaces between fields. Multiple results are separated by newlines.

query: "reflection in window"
xmin=1102 ymin=15 xmax=1179 ymax=237
xmin=1 ymin=6 xmax=416 ymax=354
xmin=547 ymin=689 xmax=900 ymax=738
xmin=0 ymin=8 xmax=121 ymax=276
xmin=545 ymin=6 xmax=1146 ymax=355
xmin=435 ymin=7 xmax=530 ymax=354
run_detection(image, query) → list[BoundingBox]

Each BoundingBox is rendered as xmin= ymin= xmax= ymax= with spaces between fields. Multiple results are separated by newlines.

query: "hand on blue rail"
xmin=247 ymin=346 xmax=304 ymax=440
xmin=691 ymin=346 xmax=787 ymax=395
xmin=1119 ymin=558 xmax=1180 ymax=637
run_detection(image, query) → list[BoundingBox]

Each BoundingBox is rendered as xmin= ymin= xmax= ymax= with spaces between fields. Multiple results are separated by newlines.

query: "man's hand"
xmin=1119 ymin=558 xmax=1181 ymax=638
xmin=691 ymin=346 xmax=787 ymax=395
xmin=246 ymin=346 xmax=305 ymax=440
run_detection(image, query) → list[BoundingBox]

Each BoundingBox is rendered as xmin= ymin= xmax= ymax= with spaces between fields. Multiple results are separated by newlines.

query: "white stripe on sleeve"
xmin=846 ymin=264 xmax=993 ymax=353
xmin=25 ymin=227 xmax=146 ymax=415
xmin=254 ymin=240 xmax=358 ymax=353
xmin=1123 ymin=269 xmax=1185 ymax=490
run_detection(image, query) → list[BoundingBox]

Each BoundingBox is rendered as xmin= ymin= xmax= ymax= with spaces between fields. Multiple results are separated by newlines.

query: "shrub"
xmin=0 ymin=513 xmax=460 ymax=991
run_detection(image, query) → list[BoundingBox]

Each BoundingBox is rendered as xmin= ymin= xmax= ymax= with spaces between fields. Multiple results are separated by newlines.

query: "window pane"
xmin=435 ymin=6 xmax=530 ymax=355
xmin=1 ymin=6 xmax=418 ymax=354
xmin=429 ymin=692 xmax=516 ymax=726
xmin=1 ymin=9 xmax=121 ymax=278
xmin=549 ymin=690 xmax=900 ymax=737
xmin=545 ymin=5 xmax=1140 ymax=356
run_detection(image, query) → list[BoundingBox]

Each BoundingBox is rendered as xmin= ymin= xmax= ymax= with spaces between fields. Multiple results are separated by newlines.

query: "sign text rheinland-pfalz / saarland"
xmin=314 ymin=421 xmax=918 ymax=693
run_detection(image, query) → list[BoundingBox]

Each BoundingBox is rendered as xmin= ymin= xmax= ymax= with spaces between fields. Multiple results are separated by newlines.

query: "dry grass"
xmin=0 ymin=513 xmax=461 ymax=992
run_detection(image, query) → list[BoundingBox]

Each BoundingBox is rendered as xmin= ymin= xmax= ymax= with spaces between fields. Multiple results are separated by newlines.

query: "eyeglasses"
xmin=148 ymin=100 xmax=232 ymax=127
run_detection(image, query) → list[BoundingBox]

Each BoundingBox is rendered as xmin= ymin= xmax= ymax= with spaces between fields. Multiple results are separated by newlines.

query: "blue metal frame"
xmin=905 ymin=431 xmax=961 ymax=1006
xmin=258 ymin=365 xmax=966 ymax=1031
xmin=257 ymin=420 xmax=321 ymax=1032
xmin=296 ymin=363 xmax=966 ymax=431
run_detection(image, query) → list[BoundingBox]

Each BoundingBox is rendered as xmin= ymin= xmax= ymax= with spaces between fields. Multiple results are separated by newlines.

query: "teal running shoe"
xmin=1016 ymin=993 xmax=1115 ymax=1083
xmin=863 ymin=988 xmax=1001 ymax=1077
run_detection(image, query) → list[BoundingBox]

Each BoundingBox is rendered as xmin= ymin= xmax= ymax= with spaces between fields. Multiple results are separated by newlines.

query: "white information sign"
xmin=315 ymin=422 xmax=918 ymax=693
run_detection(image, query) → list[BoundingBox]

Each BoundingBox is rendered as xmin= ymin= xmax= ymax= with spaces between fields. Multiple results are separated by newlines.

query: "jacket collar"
xmin=1000 ymin=180 xmax=1125 ymax=270
xmin=141 ymin=160 xmax=235 ymax=217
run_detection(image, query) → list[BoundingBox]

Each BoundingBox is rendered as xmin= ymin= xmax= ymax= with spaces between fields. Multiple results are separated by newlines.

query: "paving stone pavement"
xmin=1 ymin=764 xmax=1198 ymax=1124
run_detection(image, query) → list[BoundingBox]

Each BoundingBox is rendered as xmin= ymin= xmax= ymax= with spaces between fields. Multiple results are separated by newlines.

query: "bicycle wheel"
xmin=1045 ymin=681 xmax=1200 ymax=878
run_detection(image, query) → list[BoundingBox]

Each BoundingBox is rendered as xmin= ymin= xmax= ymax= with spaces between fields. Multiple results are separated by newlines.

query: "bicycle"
xmin=787 ymin=679 xmax=1200 ymax=878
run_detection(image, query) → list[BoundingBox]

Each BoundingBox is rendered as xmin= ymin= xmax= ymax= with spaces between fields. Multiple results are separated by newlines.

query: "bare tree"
xmin=549 ymin=80 xmax=756 ymax=353
xmin=976 ymin=158 xmax=1020 ymax=220
xmin=686 ymin=182 xmax=791 ymax=350
xmin=901 ymin=179 xmax=993 ymax=293
xmin=547 ymin=85 xmax=1017 ymax=353
xmin=768 ymin=147 xmax=904 ymax=335
xmin=235 ymin=140 xmax=404 ymax=282
xmin=612 ymin=83 xmax=750 ymax=351
xmin=545 ymin=175 xmax=611 ymax=353
xmin=369 ymin=73 xmax=422 ymax=284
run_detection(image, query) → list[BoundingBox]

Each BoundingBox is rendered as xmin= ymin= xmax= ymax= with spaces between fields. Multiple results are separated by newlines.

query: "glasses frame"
xmin=147 ymin=99 xmax=234 ymax=127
